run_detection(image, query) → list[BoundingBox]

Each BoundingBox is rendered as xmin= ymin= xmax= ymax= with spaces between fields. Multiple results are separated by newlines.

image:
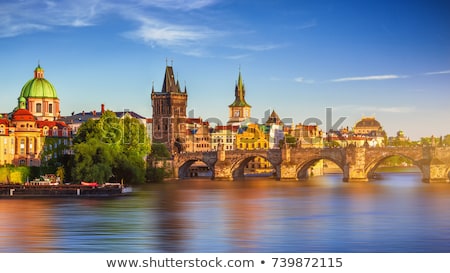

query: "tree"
xmin=113 ymin=115 xmax=151 ymax=184
xmin=72 ymin=138 xmax=114 ymax=183
xmin=146 ymin=143 xmax=171 ymax=183
xmin=120 ymin=114 xmax=151 ymax=158
xmin=150 ymin=143 xmax=171 ymax=160
xmin=71 ymin=111 xmax=151 ymax=184
xmin=443 ymin=135 xmax=450 ymax=146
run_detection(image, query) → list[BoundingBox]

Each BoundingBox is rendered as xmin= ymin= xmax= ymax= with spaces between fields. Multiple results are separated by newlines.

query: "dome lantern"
xmin=34 ymin=64 xmax=44 ymax=79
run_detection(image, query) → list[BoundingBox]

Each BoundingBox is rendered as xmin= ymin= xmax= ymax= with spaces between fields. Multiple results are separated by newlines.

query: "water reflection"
xmin=1 ymin=173 xmax=450 ymax=252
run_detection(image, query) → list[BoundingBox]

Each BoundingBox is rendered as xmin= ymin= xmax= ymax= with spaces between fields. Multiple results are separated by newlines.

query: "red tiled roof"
xmin=12 ymin=109 xmax=35 ymax=121
xmin=214 ymin=125 xmax=239 ymax=132
xmin=0 ymin=119 xmax=9 ymax=126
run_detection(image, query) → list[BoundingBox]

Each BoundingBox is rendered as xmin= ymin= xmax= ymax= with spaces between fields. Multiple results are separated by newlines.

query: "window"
xmin=20 ymin=139 xmax=25 ymax=155
xmin=49 ymin=104 xmax=53 ymax=113
xmin=36 ymin=103 xmax=42 ymax=113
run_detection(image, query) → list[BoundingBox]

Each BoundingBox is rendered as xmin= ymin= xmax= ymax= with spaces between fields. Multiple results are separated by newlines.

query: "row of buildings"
xmin=0 ymin=63 xmax=389 ymax=170
xmin=150 ymin=65 xmax=387 ymax=155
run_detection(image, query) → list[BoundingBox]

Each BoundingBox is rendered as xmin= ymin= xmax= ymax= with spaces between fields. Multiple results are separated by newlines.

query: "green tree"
xmin=120 ymin=114 xmax=151 ymax=158
xmin=71 ymin=111 xmax=151 ymax=184
xmin=150 ymin=143 xmax=171 ymax=160
xmin=146 ymin=143 xmax=171 ymax=183
xmin=72 ymin=138 xmax=114 ymax=183
xmin=442 ymin=135 xmax=450 ymax=146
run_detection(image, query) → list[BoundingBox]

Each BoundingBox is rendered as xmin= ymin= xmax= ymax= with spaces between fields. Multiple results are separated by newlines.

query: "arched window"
xmin=36 ymin=103 xmax=42 ymax=113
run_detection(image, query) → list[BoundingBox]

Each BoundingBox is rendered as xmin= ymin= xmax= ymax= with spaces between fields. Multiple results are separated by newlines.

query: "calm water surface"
xmin=1 ymin=173 xmax=450 ymax=253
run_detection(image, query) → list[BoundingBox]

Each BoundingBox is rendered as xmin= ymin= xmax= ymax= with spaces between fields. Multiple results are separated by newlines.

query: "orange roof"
xmin=12 ymin=109 xmax=35 ymax=121
xmin=0 ymin=118 xmax=9 ymax=126
xmin=214 ymin=125 xmax=239 ymax=132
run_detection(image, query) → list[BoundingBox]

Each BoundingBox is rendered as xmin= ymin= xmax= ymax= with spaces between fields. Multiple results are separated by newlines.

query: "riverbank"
xmin=0 ymin=184 xmax=132 ymax=198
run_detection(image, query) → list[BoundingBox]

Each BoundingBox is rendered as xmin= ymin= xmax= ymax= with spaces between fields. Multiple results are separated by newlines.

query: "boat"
xmin=0 ymin=183 xmax=131 ymax=198
xmin=81 ymin=181 xmax=98 ymax=187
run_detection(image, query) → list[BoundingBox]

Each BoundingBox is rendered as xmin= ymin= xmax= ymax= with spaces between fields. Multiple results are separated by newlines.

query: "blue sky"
xmin=0 ymin=0 xmax=449 ymax=140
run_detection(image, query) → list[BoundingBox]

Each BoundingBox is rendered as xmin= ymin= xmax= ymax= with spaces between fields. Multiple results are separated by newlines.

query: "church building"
xmin=0 ymin=65 xmax=70 ymax=167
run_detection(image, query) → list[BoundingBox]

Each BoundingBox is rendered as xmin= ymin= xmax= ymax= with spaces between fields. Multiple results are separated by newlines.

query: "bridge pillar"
xmin=173 ymin=164 xmax=179 ymax=179
xmin=343 ymin=146 xmax=368 ymax=182
xmin=280 ymin=146 xmax=297 ymax=180
xmin=421 ymin=159 xmax=449 ymax=183
xmin=213 ymin=146 xmax=233 ymax=180
xmin=280 ymin=163 xmax=298 ymax=180
xmin=420 ymin=147 xmax=449 ymax=183
xmin=213 ymin=162 xmax=233 ymax=180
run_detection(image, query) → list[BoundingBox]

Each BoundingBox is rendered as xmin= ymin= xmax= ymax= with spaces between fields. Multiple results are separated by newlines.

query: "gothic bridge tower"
xmin=151 ymin=64 xmax=187 ymax=153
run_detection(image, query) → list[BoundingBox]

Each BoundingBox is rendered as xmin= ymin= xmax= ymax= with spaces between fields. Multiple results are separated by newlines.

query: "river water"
xmin=1 ymin=172 xmax=450 ymax=253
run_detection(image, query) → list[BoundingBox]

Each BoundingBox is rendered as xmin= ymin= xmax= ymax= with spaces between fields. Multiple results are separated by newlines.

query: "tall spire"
xmin=229 ymin=69 xmax=250 ymax=107
xmin=161 ymin=65 xmax=178 ymax=93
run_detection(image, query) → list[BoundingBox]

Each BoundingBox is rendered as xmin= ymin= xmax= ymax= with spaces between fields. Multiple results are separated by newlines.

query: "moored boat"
xmin=81 ymin=181 xmax=99 ymax=187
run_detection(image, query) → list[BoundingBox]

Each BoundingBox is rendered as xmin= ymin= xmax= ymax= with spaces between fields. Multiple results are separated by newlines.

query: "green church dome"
xmin=19 ymin=65 xmax=58 ymax=99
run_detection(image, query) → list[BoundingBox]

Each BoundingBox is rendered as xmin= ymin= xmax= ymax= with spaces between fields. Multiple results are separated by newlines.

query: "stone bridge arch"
xmin=364 ymin=147 xmax=424 ymax=180
xmin=229 ymin=153 xmax=279 ymax=179
xmin=295 ymin=156 xmax=346 ymax=180
xmin=174 ymin=152 xmax=217 ymax=179
xmin=280 ymin=147 xmax=346 ymax=180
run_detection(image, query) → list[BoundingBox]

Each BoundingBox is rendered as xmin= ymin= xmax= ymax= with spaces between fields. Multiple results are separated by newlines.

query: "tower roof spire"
xmin=161 ymin=63 xmax=180 ymax=93
xmin=229 ymin=69 xmax=250 ymax=107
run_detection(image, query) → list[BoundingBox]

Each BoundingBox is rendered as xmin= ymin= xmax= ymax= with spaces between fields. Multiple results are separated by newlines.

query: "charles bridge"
xmin=173 ymin=145 xmax=450 ymax=183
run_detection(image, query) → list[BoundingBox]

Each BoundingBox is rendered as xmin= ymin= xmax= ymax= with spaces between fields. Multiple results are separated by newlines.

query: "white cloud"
xmin=0 ymin=0 xmax=107 ymax=37
xmin=121 ymin=12 xmax=223 ymax=53
xmin=294 ymin=77 xmax=314 ymax=84
xmin=332 ymin=74 xmax=401 ymax=82
xmin=296 ymin=19 xmax=317 ymax=30
xmin=230 ymin=43 xmax=286 ymax=52
xmin=128 ymin=21 xmax=211 ymax=47
xmin=137 ymin=0 xmax=219 ymax=10
xmin=425 ymin=70 xmax=450 ymax=75
xmin=224 ymin=54 xmax=251 ymax=60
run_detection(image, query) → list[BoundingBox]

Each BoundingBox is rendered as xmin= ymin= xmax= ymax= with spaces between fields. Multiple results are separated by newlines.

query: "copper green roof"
xmin=229 ymin=71 xmax=251 ymax=107
xmin=19 ymin=65 xmax=58 ymax=99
